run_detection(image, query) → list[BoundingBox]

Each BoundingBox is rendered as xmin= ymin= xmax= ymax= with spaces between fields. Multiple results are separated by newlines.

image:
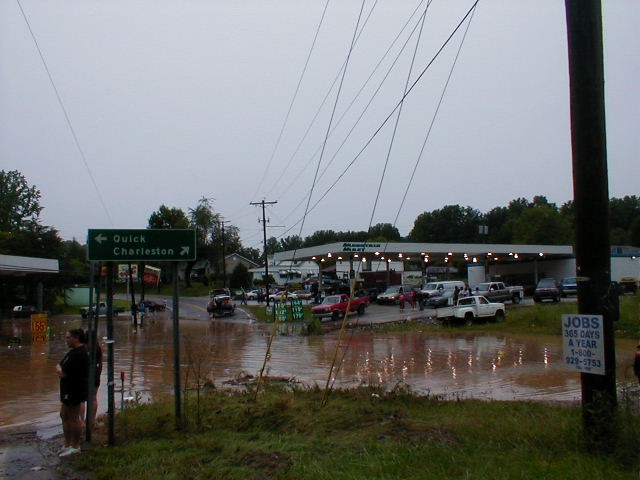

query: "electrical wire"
xmin=392 ymin=4 xmax=478 ymax=231
xmin=368 ymin=3 xmax=430 ymax=231
xmin=298 ymin=0 xmax=368 ymax=246
xmin=327 ymin=1 xmax=432 ymax=401
xmin=16 ymin=0 xmax=114 ymax=228
xmin=256 ymin=0 xmax=369 ymax=393
xmin=307 ymin=1 xmax=479 ymax=220
xmin=271 ymin=1 xmax=480 ymax=242
xmin=250 ymin=0 xmax=332 ymax=203
xmin=264 ymin=0 xmax=424 ymax=203
xmin=262 ymin=0 xmax=382 ymax=201
xmin=270 ymin=0 xmax=432 ymax=233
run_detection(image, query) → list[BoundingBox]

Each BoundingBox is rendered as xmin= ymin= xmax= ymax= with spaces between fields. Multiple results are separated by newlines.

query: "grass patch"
xmin=78 ymin=386 xmax=639 ymax=479
xmin=490 ymin=294 xmax=639 ymax=339
xmin=380 ymin=295 xmax=640 ymax=339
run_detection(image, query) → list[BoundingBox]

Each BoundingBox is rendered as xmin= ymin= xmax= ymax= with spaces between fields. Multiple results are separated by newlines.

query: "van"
xmin=420 ymin=280 xmax=465 ymax=298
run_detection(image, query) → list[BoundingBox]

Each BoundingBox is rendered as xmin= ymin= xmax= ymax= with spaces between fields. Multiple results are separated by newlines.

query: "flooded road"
xmin=1 ymin=308 xmax=637 ymax=431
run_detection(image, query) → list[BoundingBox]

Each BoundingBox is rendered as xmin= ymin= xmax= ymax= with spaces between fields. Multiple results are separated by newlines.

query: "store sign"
xmin=341 ymin=242 xmax=382 ymax=252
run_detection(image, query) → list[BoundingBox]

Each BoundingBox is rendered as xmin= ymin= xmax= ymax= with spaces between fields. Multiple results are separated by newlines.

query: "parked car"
xmin=292 ymin=289 xmax=313 ymax=300
xmin=426 ymin=289 xmax=456 ymax=308
xmin=246 ymin=289 xmax=260 ymax=300
xmin=269 ymin=290 xmax=295 ymax=301
xmin=420 ymin=280 xmax=466 ymax=298
xmin=619 ymin=276 xmax=638 ymax=294
xmin=11 ymin=305 xmax=39 ymax=318
xmin=559 ymin=277 xmax=578 ymax=297
xmin=473 ymin=281 xmax=524 ymax=304
xmin=207 ymin=289 xmax=235 ymax=317
xmin=533 ymin=278 xmax=560 ymax=303
xmin=364 ymin=288 xmax=380 ymax=302
xmin=80 ymin=302 xmax=125 ymax=318
xmin=139 ymin=300 xmax=166 ymax=312
xmin=311 ymin=293 xmax=369 ymax=321
xmin=377 ymin=285 xmax=406 ymax=305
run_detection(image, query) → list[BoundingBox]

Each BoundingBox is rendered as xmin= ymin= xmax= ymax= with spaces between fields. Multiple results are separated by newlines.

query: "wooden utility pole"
xmin=220 ymin=221 xmax=227 ymax=288
xmin=565 ymin=0 xmax=616 ymax=451
xmin=251 ymin=200 xmax=277 ymax=306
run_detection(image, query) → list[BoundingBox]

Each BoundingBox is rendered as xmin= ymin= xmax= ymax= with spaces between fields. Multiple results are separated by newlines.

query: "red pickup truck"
xmin=311 ymin=293 xmax=369 ymax=321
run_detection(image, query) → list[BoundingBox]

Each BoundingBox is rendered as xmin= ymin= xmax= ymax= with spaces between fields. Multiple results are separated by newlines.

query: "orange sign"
xmin=31 ymin=313 xmax=48 ymax=344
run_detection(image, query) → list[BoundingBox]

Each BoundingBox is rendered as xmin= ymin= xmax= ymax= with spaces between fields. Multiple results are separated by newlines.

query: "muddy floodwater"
xmin=1 ymin=310 xmax=636 ymax=431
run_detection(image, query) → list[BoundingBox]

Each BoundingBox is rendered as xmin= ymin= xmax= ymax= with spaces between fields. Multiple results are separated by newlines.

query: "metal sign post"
xmin=172 ymin=262 xmax=182 ymax=429
xmin=87 ymin=229 xmax=196 ymax=441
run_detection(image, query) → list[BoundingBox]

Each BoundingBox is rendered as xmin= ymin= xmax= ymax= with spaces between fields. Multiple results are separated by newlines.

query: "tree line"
xmin=266 ymin=195 xmax=640 ymax=252
xmin=1 ymin=169 xmax=638 ymax=307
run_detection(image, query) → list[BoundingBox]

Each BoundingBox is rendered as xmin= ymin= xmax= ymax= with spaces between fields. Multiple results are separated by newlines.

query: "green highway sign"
xmin=87 ymin=229 xmax=196 ymax=262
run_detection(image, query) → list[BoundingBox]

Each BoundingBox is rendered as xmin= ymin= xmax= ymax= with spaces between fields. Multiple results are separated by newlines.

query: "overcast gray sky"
xmin=1 ymin=0 xmax=638 ymax=251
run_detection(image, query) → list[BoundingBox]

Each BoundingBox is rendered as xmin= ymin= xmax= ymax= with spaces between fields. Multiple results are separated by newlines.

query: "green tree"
xmin=214 ymin=222 xmax=242 ymax=264
xmin=280 ymin=235 xmax=304 ymax=251
xmin=266 ymin=237 xmax=282 ymax=254
xmin=368 ymin=223 xmax=401 ymax=241
xmin=629 ymin=217 xmax=640 ymax=246
xmin=237 ymin=246 xmax=262 ymax=264
xmin=609 ymin=196 xmax=640 ymax=245
xmin=0 ymin=171 xmax=65 ymax=309
xmin=408 ymin=205 xmax=482 ymax=242
xmin=483 ymin=206 xmax=512 ymax=243
xmin=512 ymin=204 xmax=573 ymax=244
xmin=303 ymin=230 xmax=340 ymax=247
xmin=58 ymin=239 xmax=89 ymax=287
xmin=189 ymin=197 xmax=219 ymax=248
xmin=229 ymin=263 xmax=252 ymax=289
xmin=185 ymin=198 xmax=220 ymax=286
xmin=0 ymin=170 xmax=43 ymax=232
xmin=148 ymin=205 xmax=190 ymax=229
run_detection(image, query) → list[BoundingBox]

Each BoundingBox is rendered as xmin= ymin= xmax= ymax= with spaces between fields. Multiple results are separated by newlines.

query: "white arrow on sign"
xmin=94 ymin=233 xmax=108 ymax=244
xmin=180 ymin=246 xmax=190 ymax=256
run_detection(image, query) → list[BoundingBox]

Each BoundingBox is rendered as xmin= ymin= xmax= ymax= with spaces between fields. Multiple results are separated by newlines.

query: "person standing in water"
xmin=56 ymin=328 xmax=89 ymax=457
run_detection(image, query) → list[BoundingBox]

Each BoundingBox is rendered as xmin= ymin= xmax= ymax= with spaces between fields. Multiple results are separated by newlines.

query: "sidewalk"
xmin=0 ymin=425 xmax=90 ymax=480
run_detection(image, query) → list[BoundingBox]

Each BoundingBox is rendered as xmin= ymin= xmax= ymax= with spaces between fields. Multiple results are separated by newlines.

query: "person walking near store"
xmin=634 ymin=344 xmax=640 ymax=384
xmin=241 ymin=288 xmax=248 ymax=305
xmin=56 ymin=328 xmax=89 ymax=457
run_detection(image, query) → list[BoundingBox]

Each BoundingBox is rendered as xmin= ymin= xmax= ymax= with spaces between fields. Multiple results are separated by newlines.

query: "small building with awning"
xmin=0 ymin=254 xmax=59 ymax=311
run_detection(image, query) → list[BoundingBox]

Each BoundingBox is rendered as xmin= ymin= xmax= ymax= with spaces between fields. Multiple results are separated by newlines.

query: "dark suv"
xmin=534 ymin=278 xmax=560 ymax=303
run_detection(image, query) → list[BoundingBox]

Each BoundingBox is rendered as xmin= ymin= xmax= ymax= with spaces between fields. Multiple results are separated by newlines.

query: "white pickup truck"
xmin=427 ymin=295 xmax=506 ymax=325
xmin=80 ymin=302 xmax=125 ymax=319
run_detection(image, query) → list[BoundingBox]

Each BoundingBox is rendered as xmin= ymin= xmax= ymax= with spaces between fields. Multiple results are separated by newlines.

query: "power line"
xmin=273 ymin=1 xmax=480 ymax=242
xmin=369 ymin=2 xmax=431 ymax=231
xmin=270 ymin=0 xmax=430 ymax=210
xmin=262 ymin=0 xmax=384 ymax=200
xmin=392 ymin=4 xmax=478 ymax=232
xmin=296 ymin=0 xmax=368 ymax=249
xmin=251 ymin=0 xmax=332 ymax=202
xmin=16 ymin=0 xmax=114 ymax=227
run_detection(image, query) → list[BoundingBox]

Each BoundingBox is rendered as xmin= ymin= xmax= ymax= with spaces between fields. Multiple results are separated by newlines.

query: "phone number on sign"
xmin=565 ymin=357 xmax=602 ymax=369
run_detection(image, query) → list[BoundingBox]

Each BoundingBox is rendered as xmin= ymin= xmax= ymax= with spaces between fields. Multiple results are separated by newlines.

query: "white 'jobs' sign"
xmin=562 ymin=314 xmax=605 ymax=375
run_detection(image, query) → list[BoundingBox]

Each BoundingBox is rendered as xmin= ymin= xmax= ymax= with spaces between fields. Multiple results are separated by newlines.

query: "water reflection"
xmin=0 ymin=312 xmax=636 ymax=429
